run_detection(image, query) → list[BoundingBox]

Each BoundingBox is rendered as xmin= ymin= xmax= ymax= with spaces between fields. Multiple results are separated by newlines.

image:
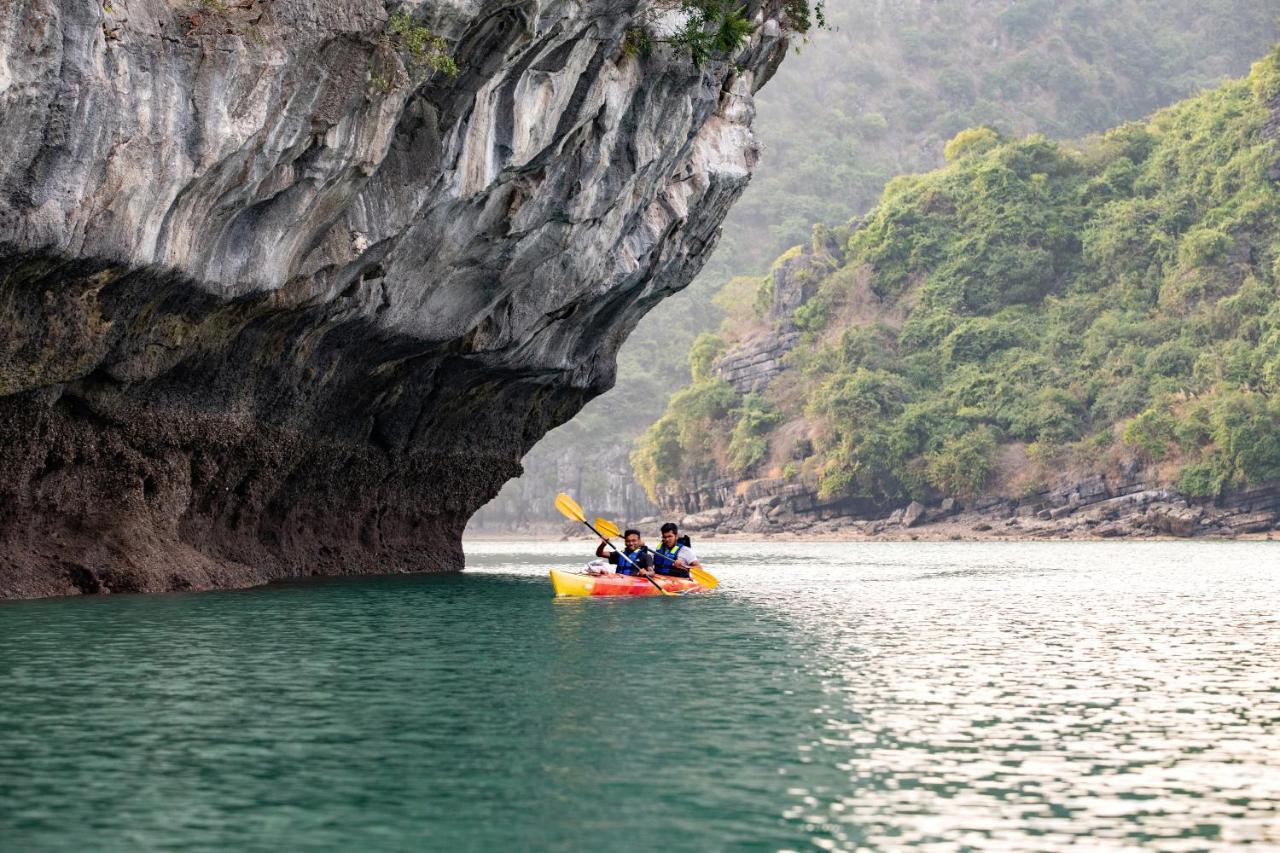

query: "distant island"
xmin=631 ymin=47 xmax=1280 ymax=541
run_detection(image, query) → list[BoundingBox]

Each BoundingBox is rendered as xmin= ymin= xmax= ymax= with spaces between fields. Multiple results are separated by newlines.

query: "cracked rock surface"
xmin=0 ymin=0 xmax=789 ymax=598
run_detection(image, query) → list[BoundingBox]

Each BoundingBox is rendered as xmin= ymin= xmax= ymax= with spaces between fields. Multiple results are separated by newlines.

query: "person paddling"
xmin=653 ymin=522 xmax=699 ymax=578
xmin=590 ymin=529 xmax=654 ymax=576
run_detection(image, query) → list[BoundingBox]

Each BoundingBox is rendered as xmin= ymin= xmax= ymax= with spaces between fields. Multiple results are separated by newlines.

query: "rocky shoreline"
xmin=477 ymin=486 xmax=1280 ymax=544
xmin=657 ymin=476 xmax=1280 ymax=542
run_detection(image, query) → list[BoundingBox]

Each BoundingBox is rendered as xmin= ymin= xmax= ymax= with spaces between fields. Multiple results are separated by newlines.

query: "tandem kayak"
xmin=549 ymin=569 xmax=708 ymax=597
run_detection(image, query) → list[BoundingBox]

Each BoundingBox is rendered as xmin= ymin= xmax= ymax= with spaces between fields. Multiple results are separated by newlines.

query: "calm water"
xmin=2 ymin=540 xmax=1278 ymax=850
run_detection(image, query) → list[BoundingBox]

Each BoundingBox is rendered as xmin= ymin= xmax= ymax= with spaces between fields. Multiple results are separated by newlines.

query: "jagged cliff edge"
xmin=0 ymin=0 xmax=791 ymax=598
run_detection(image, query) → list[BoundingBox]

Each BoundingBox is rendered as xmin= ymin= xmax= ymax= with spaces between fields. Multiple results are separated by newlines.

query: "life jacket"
xmin=613 ymin=546 xmax=650 ymax=576
xmin=653 ymin=542 xmax=690 ymax=577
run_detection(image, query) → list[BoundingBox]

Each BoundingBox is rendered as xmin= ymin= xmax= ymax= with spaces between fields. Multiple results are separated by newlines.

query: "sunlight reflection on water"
xmin=471 ymin=539 xmax=1280 ymax=849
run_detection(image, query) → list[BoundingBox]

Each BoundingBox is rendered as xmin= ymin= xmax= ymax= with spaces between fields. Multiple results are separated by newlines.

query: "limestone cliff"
xmin=0 ymin=0 xmax=792 ymax=598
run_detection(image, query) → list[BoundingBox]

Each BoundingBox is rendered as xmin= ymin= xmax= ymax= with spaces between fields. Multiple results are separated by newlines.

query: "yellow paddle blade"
xmin=594 ymin=517 xmax=622 ymax=539
xmin=690 ymin=566 xmax=719 ymax=590
xmin=554 ymin=493 xmax=586 ymax=523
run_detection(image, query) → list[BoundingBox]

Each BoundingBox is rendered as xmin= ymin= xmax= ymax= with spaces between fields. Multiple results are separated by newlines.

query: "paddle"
xmin=554 ymin=493 xmax=674 ymax=596
xmin=597 ymin=516 xmax=719 ymax=590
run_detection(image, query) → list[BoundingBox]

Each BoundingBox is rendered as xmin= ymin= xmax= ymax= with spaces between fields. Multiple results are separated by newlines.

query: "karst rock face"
xmin=0 ymin=0 xmax=789 ymax=598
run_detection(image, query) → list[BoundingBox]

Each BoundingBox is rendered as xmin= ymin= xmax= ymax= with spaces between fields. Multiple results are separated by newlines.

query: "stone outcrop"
xmin=901 ymin=500 xmax=925 ymax=528
xmin=717 ymin=329 xmax=799 ymax=394
xmin=0 ymin=0 xmax=794 ymax=598
xmin=714 ymin=229 xmax=841 ymax=393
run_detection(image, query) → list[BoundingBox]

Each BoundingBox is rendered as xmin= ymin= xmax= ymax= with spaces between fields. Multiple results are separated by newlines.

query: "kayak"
xmin=549 ymin=569 xmax=706 ymax=597
xmin=549 ymin=569 xmax=707 ymax=597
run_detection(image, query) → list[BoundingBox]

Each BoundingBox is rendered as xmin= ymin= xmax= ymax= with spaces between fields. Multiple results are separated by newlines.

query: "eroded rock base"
xmin=0 ymin=392 xmax=495 ymax=598
xmin=0 ymin=251 xmax=576 ymax=599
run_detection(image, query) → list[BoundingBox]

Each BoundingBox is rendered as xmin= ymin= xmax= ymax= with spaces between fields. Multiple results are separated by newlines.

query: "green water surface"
xmin=2 ymin=540 xmax=1278 ymax=850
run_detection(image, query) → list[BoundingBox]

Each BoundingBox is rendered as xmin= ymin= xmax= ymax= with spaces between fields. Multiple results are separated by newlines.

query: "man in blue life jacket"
xmin=652 ymin=522 xmax=700 ymax=578
xmin=590 ymin=529 xmax=654 ymax=576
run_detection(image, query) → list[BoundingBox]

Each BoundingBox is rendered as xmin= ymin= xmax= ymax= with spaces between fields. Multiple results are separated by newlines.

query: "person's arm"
xmin=595 ymin=541 xmax=609 ymax=559
xmin=637 ymin=550 xmax=654 ymax=576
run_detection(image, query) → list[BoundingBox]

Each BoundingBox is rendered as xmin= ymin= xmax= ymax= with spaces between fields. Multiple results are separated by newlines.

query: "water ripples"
xmin=1 ymin=540 xmax=1277 ymax=850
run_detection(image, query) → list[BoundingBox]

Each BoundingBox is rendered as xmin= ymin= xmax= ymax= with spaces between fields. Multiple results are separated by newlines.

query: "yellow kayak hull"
xmin=549 ymin=569 xmax=707 ymax=597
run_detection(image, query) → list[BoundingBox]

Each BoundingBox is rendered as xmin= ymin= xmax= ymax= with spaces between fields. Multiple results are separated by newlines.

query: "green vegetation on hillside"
xmin=735 ymin=0 xmax=1280 ymax=267
xmin=634 ymin=48 xmax=1280 ymax=504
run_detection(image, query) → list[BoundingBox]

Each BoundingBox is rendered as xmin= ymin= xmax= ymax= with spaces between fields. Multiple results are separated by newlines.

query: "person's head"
xmin=660 ymin=522 xmax=678 ymax=548
xmin=624 ymin=529 xmax=642 ymax=549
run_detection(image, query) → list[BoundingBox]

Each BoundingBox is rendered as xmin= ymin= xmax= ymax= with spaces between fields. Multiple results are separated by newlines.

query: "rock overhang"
xmin=0 ymin=0 xmax=793 ymax=597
